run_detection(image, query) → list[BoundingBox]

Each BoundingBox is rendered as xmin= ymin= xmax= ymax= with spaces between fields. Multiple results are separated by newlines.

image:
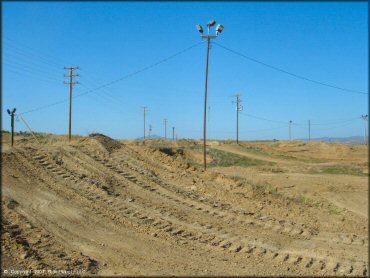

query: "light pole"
xmin=196 ymin=20 xmax=224 ymax=171
xmin=7 ymin=108 xmax=16 ymax=146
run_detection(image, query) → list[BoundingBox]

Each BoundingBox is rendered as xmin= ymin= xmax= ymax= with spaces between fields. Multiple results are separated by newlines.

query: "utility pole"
xmin=172 ymin=127 xmax=175 ymax=140
xmin=362 ymin=115 xmax=368 ymax=145
xmin=164 ymin=119 xmax=167 ymax=140
xmin=7 ymin=108 xmax=16 ymax=146
xmin=149 ymin=124 xmax=152 ymax=139
xmin=233 ymin=94 xmax=243 ymax=144
xmin=196 ymin=20 xmax=224 ymax=171
xmin=142 ymin=107 xmax=148 ymax=141
xmin=308 ymin=120 xmax=311 ymax=141
xmin=289 ymin=120 xmax=292 ymax=140
xmin=64 ymin=66 xmax=79 ymax=142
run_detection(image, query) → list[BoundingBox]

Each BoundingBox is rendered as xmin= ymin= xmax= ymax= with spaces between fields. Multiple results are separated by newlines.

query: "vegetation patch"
xmin=207 ymin=148 xmax=273 ymax=167
xmin=293 ymin=195 xmax=322 ymax=208
xmin=310 ymin=166 xmax=367 ymax=177
xmin=328 ymin=206 xmax=344 ymax=215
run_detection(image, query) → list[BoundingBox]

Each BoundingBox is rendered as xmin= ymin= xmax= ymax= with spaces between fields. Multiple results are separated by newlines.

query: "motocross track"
xmin=2 ymin=134 xmax=368 ymax=276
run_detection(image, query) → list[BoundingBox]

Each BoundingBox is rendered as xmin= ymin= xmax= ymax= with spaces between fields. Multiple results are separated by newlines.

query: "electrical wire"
xmin=79 ymin=72 xmax=126 ymax=103
xmin=239 ymin=111 xmax=361 ymax=128
xmin=213 ymin=42 xmax=367 ymax=96
xmin=17 ymin=41 xmax=205 ymax=116
xmin=77 ymin=83 xmax=125 ymax=111
xmin=311 ymin=117 xmax=361 ymax=126
xmin=312 ymin=118 xmax=360 ymax=131
xmin=3 ymin=60 xmax=61 ymax=82
xmin=4 ymin=65 xmax=62 ymax=85
xmin=4 ymin=37 xmax=65 ymax=69
xmin=240 ymin=112 xmax=288 ymax=124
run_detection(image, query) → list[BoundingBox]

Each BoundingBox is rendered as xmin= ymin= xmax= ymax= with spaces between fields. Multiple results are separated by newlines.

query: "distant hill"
xmin=302 ymin=136 xmax=366 ymax=144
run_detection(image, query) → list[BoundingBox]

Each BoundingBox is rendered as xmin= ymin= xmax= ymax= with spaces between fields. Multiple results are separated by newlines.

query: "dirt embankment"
xmin=2 ymin=135 xmax=368 ymax=276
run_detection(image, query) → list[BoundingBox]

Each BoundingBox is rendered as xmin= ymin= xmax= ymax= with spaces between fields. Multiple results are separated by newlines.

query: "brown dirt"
xmin=1 ymin=135 xmax=368 ymax=276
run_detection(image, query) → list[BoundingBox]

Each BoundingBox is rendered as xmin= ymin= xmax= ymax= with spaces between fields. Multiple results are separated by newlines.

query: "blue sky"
xmin=3 ymin=1 xmax=368 ymax=140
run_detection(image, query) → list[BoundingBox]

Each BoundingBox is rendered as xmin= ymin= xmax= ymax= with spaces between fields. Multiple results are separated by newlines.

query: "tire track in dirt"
xmin=73 ymin=145 xmax=368 ymax=276
xmin=29 ymin=147 xmax=277 ymax=251
xmin=94 ymin=145 xmax=316 ymax=238
xmin=77 ymin=146 xmax=315 ymax=241
xmin=2 ymin=197 xmax=98 ymax=274
xmin=6 ymin=146 xmax=367 ymax=276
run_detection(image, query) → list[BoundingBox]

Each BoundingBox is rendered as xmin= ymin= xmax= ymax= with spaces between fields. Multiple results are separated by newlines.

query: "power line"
xmin=213 ymin=42 xmax=367 ymax=96
xmin=4 ymin=66 xmax=62 ymax=85
xmin=3 ymin=44 xmax=64 ymax=73
xmin=3 ymin=57 xmax=62 ymax=80
xmin=310 ymin=117 xmax=361 ymax=126
xmin=18 ymin=41 xmax=204 ymax=116
xmin=4 ymin=37 xmax=65 ymax=69
xmin=79 ymin=72 xmax=125 ymax=103
xmin=78 ymin=83 xmax=121 ymax=106
xmin=18 ymin=115 xmax=40 ymax=144
xmin=240 ymin=112 xmax=360 ymax=127
xmin=312 ymin=119 xmax=359 ymax=131
xmin=240 ymin=112 xmax=288 ymax=124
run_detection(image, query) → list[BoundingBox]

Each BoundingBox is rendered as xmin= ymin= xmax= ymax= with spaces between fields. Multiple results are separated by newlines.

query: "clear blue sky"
xmin=3 ymin=1 xmax=368 ymax=140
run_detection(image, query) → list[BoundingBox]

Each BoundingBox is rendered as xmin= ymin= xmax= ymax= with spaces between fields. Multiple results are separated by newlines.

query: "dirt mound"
xmin=238 ymin=140 xmax=367 ymax=161
xmin=2 ymin=136 xmax=368 ymax=276
xmin=81 ymin=133 xmax=122 ymax=153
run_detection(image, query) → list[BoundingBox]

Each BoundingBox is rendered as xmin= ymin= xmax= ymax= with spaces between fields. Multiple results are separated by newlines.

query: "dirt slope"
xmin=2 ymin=135 xmax=368 ymax=276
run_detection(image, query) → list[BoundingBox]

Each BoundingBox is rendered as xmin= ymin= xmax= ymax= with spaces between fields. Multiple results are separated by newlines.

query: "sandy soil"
xmin=1 ymin=134 xmax=368 ymax=276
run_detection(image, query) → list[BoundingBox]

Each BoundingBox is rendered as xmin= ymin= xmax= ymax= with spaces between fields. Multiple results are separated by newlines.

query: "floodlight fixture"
xmin=7 ymin=108 xmax=16 ymax=115
xmin=207 ymin=20 xmax=216 ymax=27
xmin=216 ymin=24 xmax=224 ymax=35
xmin=196 ymin=24 xmax=204 ymax=34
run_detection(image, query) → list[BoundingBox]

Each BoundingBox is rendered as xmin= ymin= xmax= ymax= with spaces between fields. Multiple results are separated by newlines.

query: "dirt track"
xmin=2 ymin=134 xmax=368 ymax=276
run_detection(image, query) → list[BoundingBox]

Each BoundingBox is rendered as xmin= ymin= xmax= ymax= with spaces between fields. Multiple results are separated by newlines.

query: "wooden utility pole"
xmin=142 ymin=107 xmax=148 ymax=141
xmin=164 ymin=119 xmax=167 ymax=140
xmin=289 ymin=120 xmax=292 ymax=140
xmin=7 ymin=108 xmax=16 ymax=146
xmin=233 ymin=94 xmax=243 ymax=144
xmin=64 ymin=66 xmax=79 ymax=142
